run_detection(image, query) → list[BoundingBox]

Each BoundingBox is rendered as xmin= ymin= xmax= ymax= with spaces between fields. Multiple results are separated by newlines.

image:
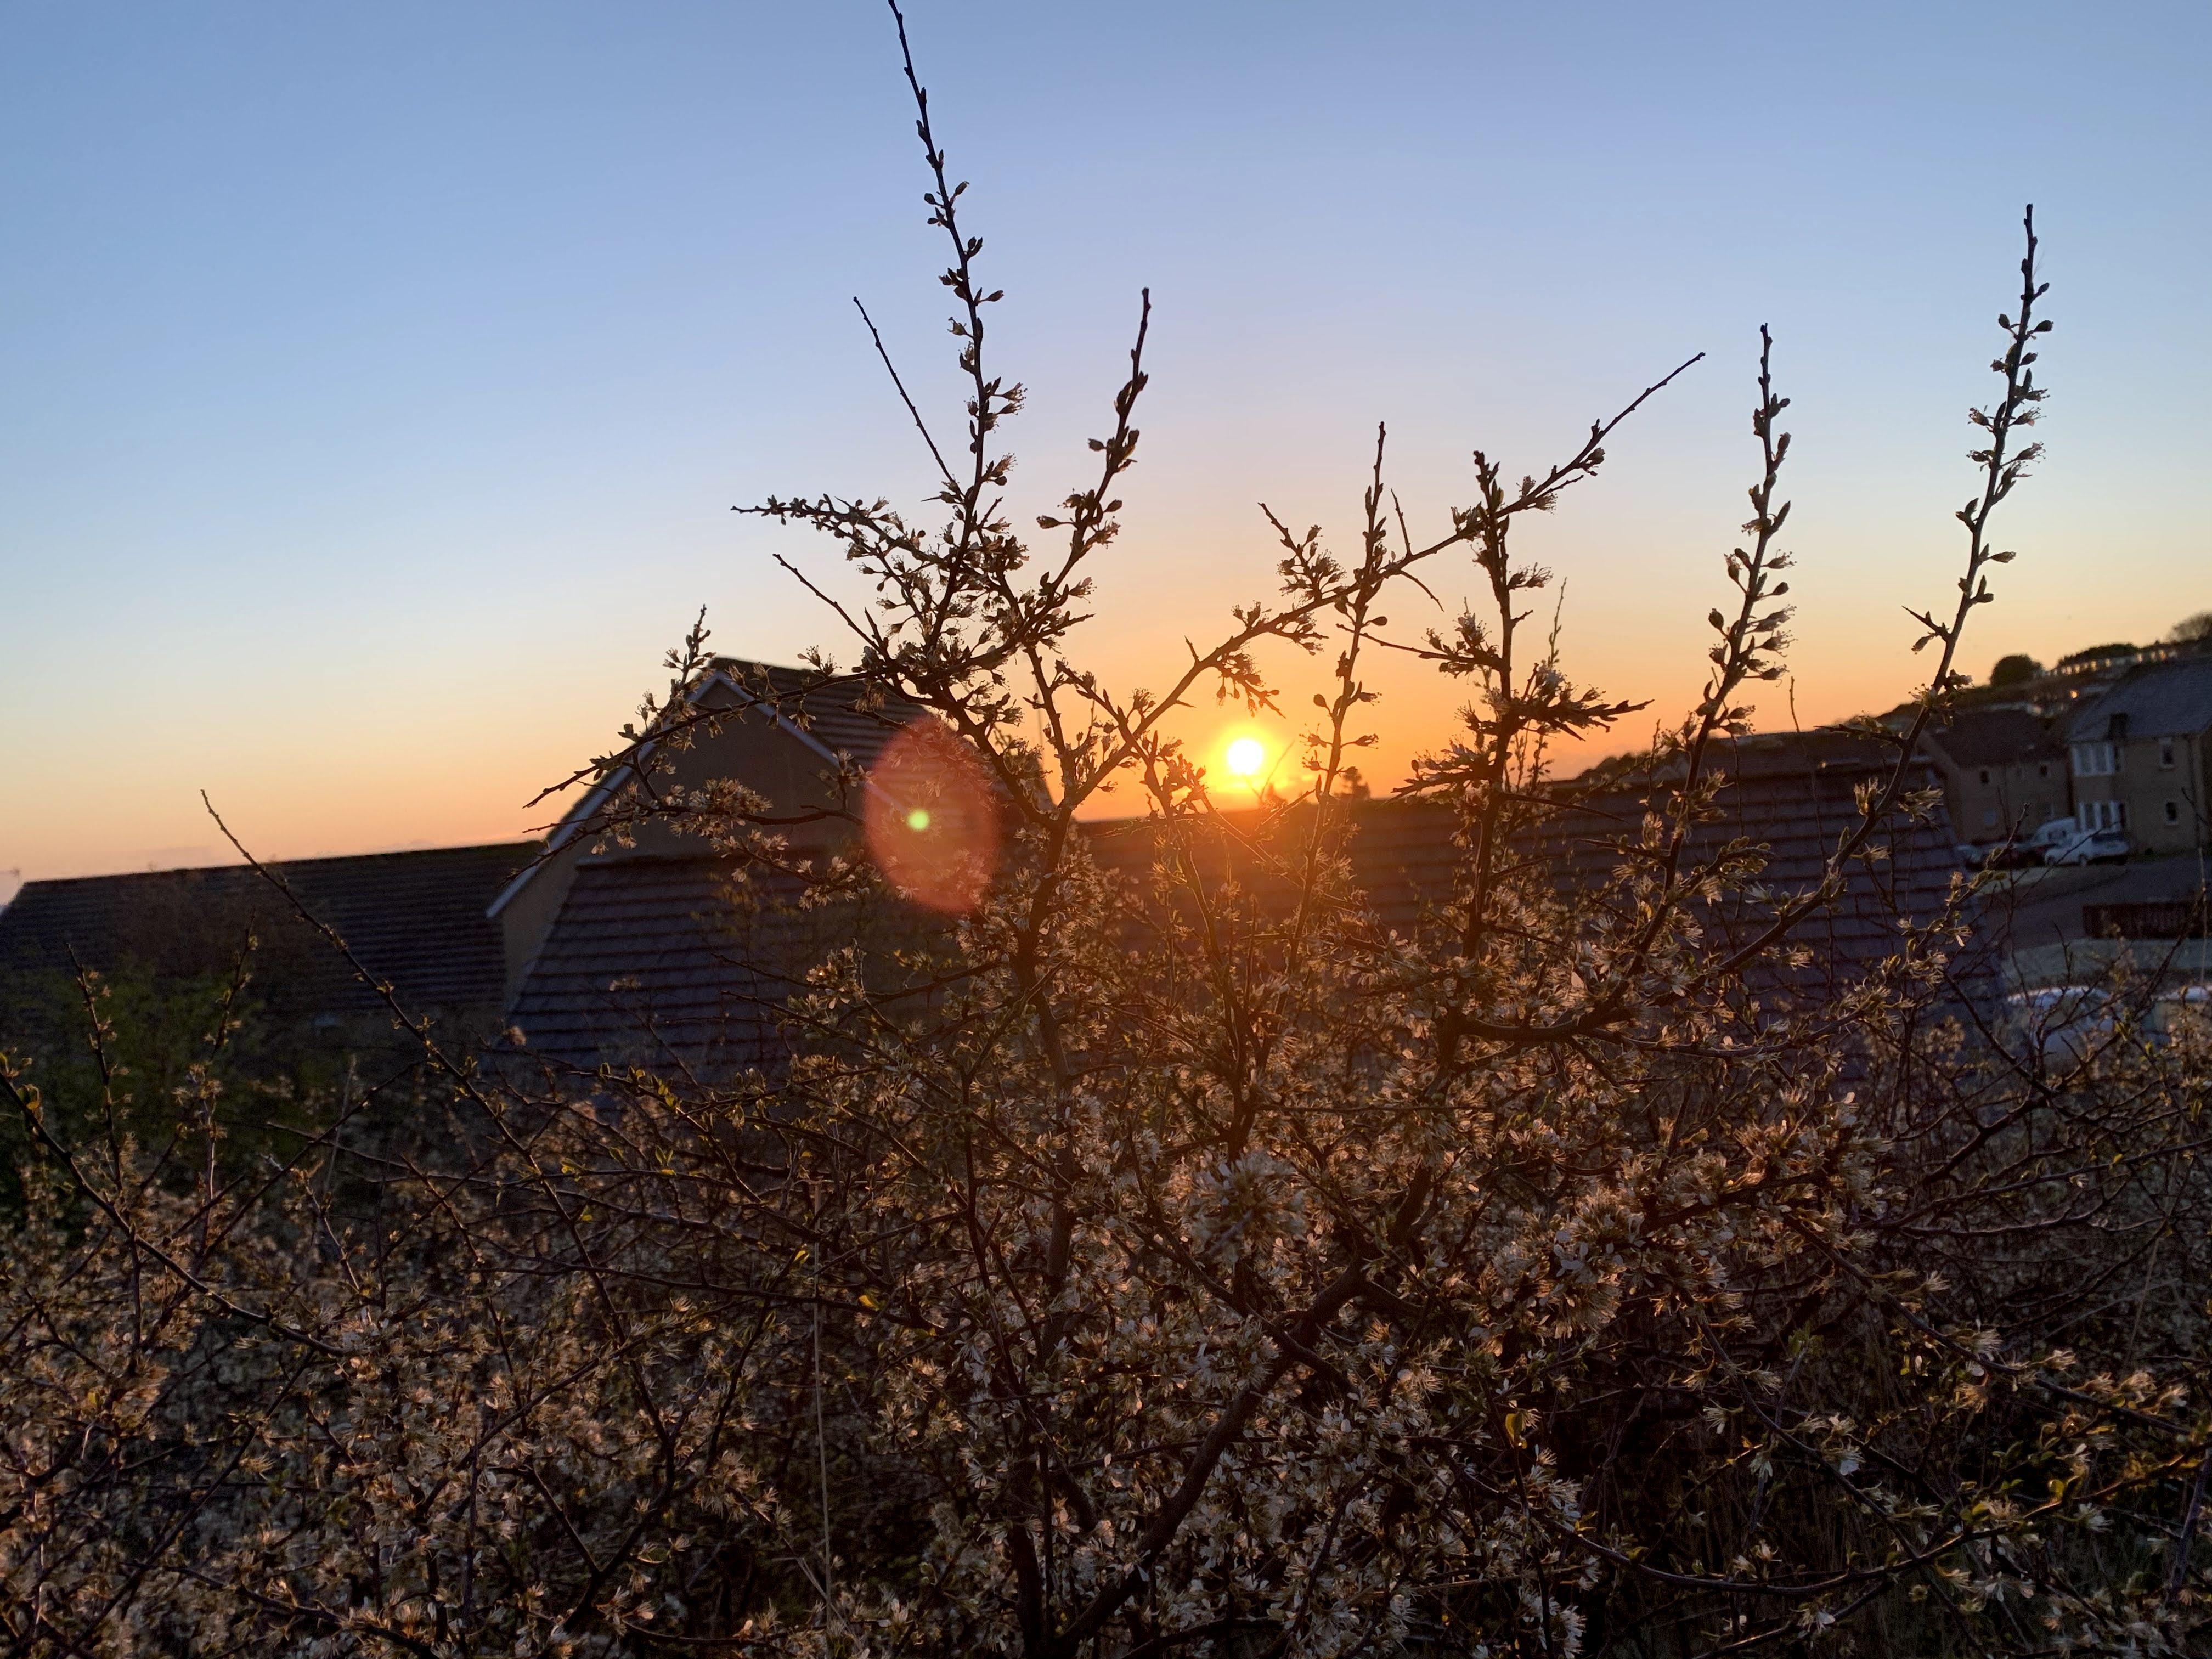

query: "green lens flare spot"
xmin=905 ymin=808 xmax=932 ymax=832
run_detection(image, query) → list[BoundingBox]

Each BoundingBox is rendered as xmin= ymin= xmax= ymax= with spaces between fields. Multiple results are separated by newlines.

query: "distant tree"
xmin=2169 ymin=609 xmax=2212 ymax=643
xmin=1989 ymin=651 xmax=2044 ymax=686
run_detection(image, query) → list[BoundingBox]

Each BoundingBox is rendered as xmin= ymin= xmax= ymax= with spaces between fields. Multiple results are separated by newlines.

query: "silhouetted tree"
xmin=2169 ymin=610 xmax=2212 ymax=644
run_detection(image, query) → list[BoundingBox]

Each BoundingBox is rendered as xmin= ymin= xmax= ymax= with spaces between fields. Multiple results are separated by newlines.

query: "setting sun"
xmin=1215 ymin=725 xmax=1285 ymax=795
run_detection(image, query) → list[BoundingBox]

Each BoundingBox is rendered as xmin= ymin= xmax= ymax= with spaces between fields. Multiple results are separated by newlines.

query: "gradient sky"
xmin=2 ymin=1 xmax=2206 ymax=887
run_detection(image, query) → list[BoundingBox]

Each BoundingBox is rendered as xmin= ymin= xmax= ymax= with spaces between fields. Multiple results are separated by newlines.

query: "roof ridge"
xmin=14 ymin=839 xmax=541 ymax=891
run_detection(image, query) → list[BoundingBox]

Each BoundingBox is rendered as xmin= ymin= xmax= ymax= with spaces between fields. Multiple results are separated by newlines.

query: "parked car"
xmin=1967 ymin=816 xmax=2083 ymax=870
xmin=2043 ymin=828 xmax=2130 ymax=867
xmin=2023 ymin=816 xmax=2082 ymax=859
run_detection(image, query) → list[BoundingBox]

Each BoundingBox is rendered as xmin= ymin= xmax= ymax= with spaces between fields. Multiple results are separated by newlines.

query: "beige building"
xmin=2066 ymin=657 xmax=2212 ymax=855
xmin=1923 ymin=708 xmax=2069 ymax=849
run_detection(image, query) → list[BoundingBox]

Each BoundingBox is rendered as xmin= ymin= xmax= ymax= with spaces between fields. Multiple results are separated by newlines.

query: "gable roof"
xmin=0 ymin=843 xmax=536 ymax=1020
xmin=488 ymin=660 xmax=928 ymax=922
xmin=2067 ymin=658 xmax=2212 ymax=743
xmin=500 ymin=855 xmax=949 ymax=1077
xmin=706 ymin=659 xmax=929 ymax=763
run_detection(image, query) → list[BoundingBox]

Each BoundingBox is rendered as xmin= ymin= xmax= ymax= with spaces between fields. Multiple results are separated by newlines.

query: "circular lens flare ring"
xmin=864 ymin=719 xmax=999 ymax=913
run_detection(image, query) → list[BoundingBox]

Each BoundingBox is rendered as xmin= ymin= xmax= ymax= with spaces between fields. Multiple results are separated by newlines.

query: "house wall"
xmin=496 ymin=842 xmax=583 ymax=1007
xmin=1944 ymin=755 xmax=2068 ymax=843
xmin=2069 ymin=732 xmax=2211 ymax=855
xmin=2120 ymin=730 xmax=2210 ymax=854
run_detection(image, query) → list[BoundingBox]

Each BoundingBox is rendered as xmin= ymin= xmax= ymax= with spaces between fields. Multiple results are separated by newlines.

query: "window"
xmin=2167 ymin=800 xmax=2182 ymax=825
xmin=2084 ymin=800 xmax=2129 ymax=832
xmin=1978 ymin=767 xmax=1992 ymax=786
xmin=2071 ymin=742 xmax=2117 ymax=776
xmin=2038 ymin=763 xmax=2051 ymax=780
xmin=2160 ymin=737 xmax=2177 ymax=769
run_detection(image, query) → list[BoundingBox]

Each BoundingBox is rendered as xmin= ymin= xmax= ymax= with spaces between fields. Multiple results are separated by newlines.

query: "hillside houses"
xmin=2063 ymin=654 xmax=2212 ymax=854
xmin=1912 ymin=642 xmax=2212 ymax=859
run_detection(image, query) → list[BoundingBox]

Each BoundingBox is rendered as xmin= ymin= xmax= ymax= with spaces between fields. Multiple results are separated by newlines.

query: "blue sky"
xmin=2 ymin=1 xmax=2205 ymax=881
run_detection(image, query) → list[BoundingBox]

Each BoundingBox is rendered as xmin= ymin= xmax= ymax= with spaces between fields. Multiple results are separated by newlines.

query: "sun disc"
xmin=1224 ymin=736 xmax=1266 ymax=779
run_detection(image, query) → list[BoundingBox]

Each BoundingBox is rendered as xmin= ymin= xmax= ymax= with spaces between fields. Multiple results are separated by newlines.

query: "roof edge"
xmin=486 ymin=666 xmax=909 ymax=922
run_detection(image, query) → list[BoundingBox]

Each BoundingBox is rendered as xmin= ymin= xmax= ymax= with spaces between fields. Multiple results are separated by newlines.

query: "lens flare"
xmin=864 ymin=719 xmax=999 ymax=913
xmin=1224 ymin=736 xmax=1267 ymax=780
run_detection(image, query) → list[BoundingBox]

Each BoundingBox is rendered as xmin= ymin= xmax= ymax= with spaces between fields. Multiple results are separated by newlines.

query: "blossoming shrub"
xmin=2 ymin=14 xmax=2205 ymax=1654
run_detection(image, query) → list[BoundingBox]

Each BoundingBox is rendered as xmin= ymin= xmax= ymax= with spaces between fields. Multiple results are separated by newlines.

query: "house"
xmin=1922 ymin=707 xmax=2070 ymax=848
xmin=492 ymin=659 xmax=929 ymax=1075
xmin=0 ymin=661 xmax=936 ymax=1079
xmin=2 ymin=664 xmax=1982 ymax=1085
xmin=0 ymin=842 xmax=537 ymax=1049
xmin=498 ymin=687 xmax=1980 ymax=1077
xmin=2064 ymin=656 xmax=2212 ymax=854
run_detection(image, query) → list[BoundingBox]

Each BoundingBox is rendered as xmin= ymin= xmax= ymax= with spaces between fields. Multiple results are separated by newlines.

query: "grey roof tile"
xmin=2067 ymin=658 xmax=2212 ymax=742
xmin=1927 ymin=708 xmax=2063 ymax=768
xmin=503 ymin=857 xmax=825 ymax=1075
xmin=512 ymin=733 xmax=1974 ymax=1078
xmin=0 ymin=843 xmax=536 ymax=1021
xmin=706 ymin=659 xmax=930 ymax=766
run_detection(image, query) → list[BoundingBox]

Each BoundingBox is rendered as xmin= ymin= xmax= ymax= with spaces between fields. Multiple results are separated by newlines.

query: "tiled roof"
xmin=509 ymin=734 xmax=1972 ymax=1077
xmin=501 ymin=664 xmax=945 ymax=1074
xmin=2067 ymin=658 xmax=2212 ymax=742
xmin=503 ymin=856 xmax=939 ymax=1077
xmin=706 ymin=659 xmax=929 ymax=768
xmin=1926 ymin=708 xmax=2061 ymax=769
xmin=0 ymin=843 xmax=535 ymax=1021
xmin=503 ymin=856 xmax=813 ymax=1075
xmin=1085 ymin=755 xmax=1965 ymax=996
xmin=1539 ymin=762 xmax=1967 ymax=997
